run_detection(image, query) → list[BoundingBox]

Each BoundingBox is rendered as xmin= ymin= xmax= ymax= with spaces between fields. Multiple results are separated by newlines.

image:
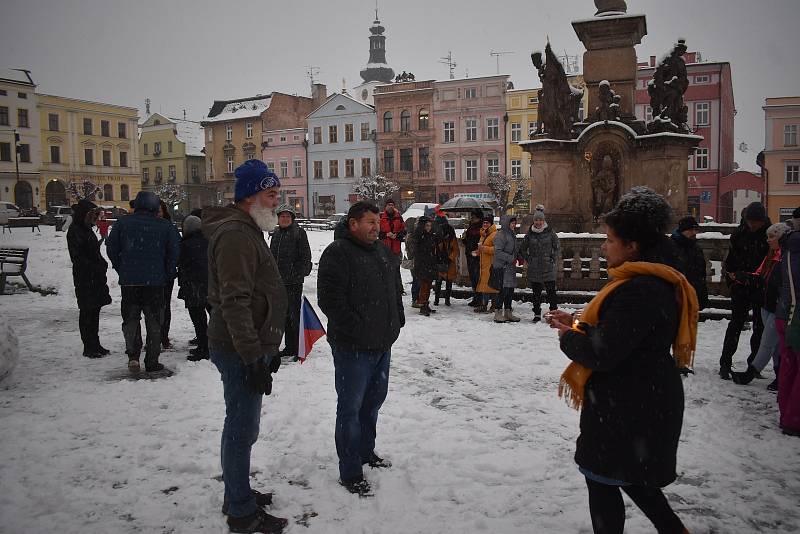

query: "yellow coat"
xmin=437 ymin=235 xmax=460 ymax=282
xmin=476 ymin=225 xmax=499 ymax=294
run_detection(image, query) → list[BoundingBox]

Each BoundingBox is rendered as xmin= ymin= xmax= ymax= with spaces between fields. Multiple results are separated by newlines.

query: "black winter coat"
xmin=671 ymin=231 xmax=708 ymax=309
xmin=318 ymin=230 xmax=404 ymax=352
xmin=269 ymin=222 xmax=312 ymax=285
xmin=66 ymin=215 xmax=111 ymax=310
xmin=560 ymin=275 xmax=684 ymax=487
xmin=463 ymin=223 xmax=481 ymax=256
xmin=177 ymin=231 xmax=209 ymax=308
xmin=412 ymin=230 xmax=441 ymax=281
xmin=724 ymin=221 xmax=770 ymax=288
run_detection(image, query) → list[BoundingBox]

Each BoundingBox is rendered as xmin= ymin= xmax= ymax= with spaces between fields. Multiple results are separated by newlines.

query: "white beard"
xmin=250 ymin=202 xmax=278 ymax=231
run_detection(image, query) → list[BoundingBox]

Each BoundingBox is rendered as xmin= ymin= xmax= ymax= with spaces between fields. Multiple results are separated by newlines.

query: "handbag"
xmin=401 ymin=256 xmax=414 ymax=270
xmin=488 ymin=266 xmax=504 ymax=290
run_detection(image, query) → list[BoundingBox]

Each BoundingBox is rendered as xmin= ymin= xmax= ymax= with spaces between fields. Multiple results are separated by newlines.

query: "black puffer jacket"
xmin=269 ymin=222 xmax=312 ymax=285
xmin=560 ymin=274 xmax=684 ymax=488
xmin=412 ymin=229 xmax=440 ymax=281
xmin=177 ymin=231 xmax=209 ymax=308
xmin=723 ymin=221 xmax=770 ymax=287
xmin=671 ymin=231 xmax=708 ymax=309
xmin=66 ymin=200 xmax=111 ymax=310
xmin=318 ymin=229 xmax=404 ymax=352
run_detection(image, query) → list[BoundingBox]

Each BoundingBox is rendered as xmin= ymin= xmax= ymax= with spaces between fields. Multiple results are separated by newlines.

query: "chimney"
xmin=649 ymin=55 xmax=656 ymax=67
xmin=311 ymin=83 xmax=327 ymax=108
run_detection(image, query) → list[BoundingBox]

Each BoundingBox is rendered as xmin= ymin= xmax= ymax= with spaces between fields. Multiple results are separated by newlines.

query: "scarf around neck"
xmin=558 ymin=261 xmax=698 ymax=410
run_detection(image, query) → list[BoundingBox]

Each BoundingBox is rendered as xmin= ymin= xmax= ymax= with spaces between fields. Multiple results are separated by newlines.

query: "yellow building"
xmin=763 ymin=97 xmax=800 ymax=222
xmin=139 ymin=113 xmax=213 ymax=213
xmin=38 ymin=94 xmax=140 ymax=210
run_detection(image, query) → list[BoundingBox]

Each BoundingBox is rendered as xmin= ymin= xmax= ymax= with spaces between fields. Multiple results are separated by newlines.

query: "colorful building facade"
xmin=0 ymin=69 xmax=40 ymax=210
xmin=262 ymin=126 xmax=308 ymax=216
xmin=506 ymin=88 xmax=539 ymax=207
xmin=762 ymin=96 xmax=800 ymax=222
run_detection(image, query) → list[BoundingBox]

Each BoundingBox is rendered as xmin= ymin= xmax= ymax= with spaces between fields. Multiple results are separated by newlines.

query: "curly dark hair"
xmin=604 ymin=186 xmax=673 ymax=252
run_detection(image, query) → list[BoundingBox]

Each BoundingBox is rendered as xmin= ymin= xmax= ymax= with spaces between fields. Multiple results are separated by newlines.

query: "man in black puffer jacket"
xmin=177 ymin=215 xmax=210 ymax=361
xmin=317 ymin=201 xmax=404 ymax=497
xmin=269 ymin=205 xmax=312 ymax=359
xmin=671 ymin=216 xmax=708 ymax=310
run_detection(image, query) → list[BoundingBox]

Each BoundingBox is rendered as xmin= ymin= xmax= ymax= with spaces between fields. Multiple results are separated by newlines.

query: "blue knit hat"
xmin=234 ymin=159 xmax=281 ymax=202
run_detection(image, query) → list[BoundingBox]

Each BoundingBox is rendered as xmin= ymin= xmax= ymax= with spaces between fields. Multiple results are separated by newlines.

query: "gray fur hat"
xmin=182 ymin=215 xmax=202 ymax=235
xmin=533 ymin=210 xmax=546 ymax=221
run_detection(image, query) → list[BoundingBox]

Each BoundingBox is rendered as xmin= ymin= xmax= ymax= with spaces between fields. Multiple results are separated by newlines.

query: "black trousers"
xmin=530 ymin=280 xmax=558 ymax=314
xmin=720 ymin=285 xmax=763 ymax=370
xmin=283 ymin=284 xmax=303 ymax=356
xmin=585 ymin=478 xmax=684 ymax=534
xmin=78 ymin=307 xmax=101 ymax=354
xmin=162 ymin=280 xmax=174 ymax=345
xmin=121 ymin=286 xmax=164 ymax=366
xmin=187 ymin=306 xmax=209 ymax=351
xmin=467 ymin=256 xmax=480 ymax=290
xmin=434 ymin=278 xmax=452 ymax=302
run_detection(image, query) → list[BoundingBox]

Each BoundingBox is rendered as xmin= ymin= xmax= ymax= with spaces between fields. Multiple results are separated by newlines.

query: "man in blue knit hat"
xmin=202 ymin=159 xmax=289 ymax=533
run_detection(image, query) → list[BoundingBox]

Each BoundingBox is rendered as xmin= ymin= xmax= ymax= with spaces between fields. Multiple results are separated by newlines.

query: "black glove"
xmin=268 ymin=354 xmax=281 ymax=374
xmin=245 ymin=360 xmax=273 ymax=395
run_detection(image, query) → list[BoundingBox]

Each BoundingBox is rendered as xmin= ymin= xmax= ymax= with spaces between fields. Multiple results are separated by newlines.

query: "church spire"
xmin=359 ymin=6 xmax=394 ymax=84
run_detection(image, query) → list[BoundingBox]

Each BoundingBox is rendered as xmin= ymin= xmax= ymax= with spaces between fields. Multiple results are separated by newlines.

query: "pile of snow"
xmin=0 ymin=319 xmax=18 ymax=382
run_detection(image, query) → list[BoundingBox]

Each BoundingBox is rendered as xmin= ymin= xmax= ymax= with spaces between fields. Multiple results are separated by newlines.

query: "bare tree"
xmin=352 ymin=174 xmax=399 ymax=204
xmin=487 ymin=173 xmax=530 ymax=214
xmin=67 ymin=179 xmax=100 ymax=202
xmin=154 ymin=184 xmax=187 ymax=208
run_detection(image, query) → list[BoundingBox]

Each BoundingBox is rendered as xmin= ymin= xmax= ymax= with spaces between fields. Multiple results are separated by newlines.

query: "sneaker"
xmin=340 ymin=477 xmax=373 ymax=497
xmin=222 ymin=489 xmax=273 ymax=515
xmin=128 ymin=360 xmax=141 ymax=373
xmin=145 ymin=362 xmax=165 ymax=373
xmin=767 ymin=379 xmax=778 ymax=392
xmin=227 ymin=508 xmax=287 ymax=533
xmin=364 ymin=454 xmax=392 ymax=469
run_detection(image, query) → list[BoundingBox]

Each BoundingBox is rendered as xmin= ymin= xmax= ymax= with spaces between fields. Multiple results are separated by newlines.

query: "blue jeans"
xmin=332 ymin=345 xmax=391 ymax=481
xmin=752 ymin=308 xmax=781 ymax=373
xmin=210 ymin=348 xmax=264 ymax=518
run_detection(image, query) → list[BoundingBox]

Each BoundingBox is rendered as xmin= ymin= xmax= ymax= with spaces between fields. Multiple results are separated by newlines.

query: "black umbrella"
xmin=439 ymin=196 xmax=493 ymax=212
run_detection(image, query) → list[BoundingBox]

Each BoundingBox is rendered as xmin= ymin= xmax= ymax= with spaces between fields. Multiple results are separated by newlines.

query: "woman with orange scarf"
xmin=548 ymin=187 xmax=697 ymax=534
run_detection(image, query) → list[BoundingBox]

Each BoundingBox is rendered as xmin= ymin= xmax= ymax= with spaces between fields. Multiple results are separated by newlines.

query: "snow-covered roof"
xmin=174 ymin=120 xmax=205 ymax=157
xmin=205 ymin=96 xmax=271 ymax=123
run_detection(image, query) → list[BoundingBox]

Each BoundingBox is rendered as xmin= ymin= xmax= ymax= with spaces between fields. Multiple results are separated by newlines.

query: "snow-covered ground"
xmin=0 ymin=226 xmax=798 ymax=533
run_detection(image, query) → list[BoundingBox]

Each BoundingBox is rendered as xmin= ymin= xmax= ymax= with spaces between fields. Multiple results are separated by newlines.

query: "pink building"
xmin=432 ymin=75 xmax=509 ymax=203
xmin=262 ymin=127 xmax=308 ymax=216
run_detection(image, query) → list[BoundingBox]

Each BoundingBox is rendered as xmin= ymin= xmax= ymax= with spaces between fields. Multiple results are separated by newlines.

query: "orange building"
xmin=762 ymin=96 xmax=800 ymax=222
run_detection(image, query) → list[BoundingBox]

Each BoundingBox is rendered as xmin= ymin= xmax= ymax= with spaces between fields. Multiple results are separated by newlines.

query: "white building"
xmin=0 ymin=69 xmax=40 ymax=210
xmin=306 ymin=93 xmax=377 ymax=216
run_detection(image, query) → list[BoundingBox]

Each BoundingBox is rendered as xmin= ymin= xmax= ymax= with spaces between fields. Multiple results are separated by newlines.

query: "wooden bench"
xmin=2 ymin=217 xmax=41 ymax=234
xmin=0 ymin=246 xmax=34 ymax=294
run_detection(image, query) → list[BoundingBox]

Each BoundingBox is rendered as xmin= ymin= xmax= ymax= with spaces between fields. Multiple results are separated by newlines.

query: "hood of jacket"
xmin=499 ymin=215 xmax=515 ymax=230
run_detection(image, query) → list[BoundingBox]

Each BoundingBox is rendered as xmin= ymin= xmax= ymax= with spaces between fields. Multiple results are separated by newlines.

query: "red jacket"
xmin=379 ymin=210 xmax=406 ymax=255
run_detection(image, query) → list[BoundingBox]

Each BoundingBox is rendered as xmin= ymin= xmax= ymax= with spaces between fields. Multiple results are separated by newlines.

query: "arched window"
xmin=103 ymin=184 xmax=114 ymax=201
xmin=418 ymin=109 xmax=429 ymax=131
xmin=120 ymin=184 xmax=130 ymax=201
xmin=383 ymin=111 xmax=393 ymax=133
xmin=400 ymin=110 xmax=411 ymax=132
xmin=45 ymin=180 xmax=67 ymax=208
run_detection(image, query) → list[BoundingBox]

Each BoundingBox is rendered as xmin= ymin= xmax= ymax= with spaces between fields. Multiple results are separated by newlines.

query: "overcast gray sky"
xmin=2 ymin=0 xmax=798 ymax=171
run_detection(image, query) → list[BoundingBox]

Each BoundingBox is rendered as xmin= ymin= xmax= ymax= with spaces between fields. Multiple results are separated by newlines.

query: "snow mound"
xmin=0 ymin=319 xmax=19 ymax=382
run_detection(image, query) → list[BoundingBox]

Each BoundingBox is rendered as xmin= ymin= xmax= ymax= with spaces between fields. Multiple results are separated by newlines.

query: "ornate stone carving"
xmin=647 ymin=39 xmax=690 ymax=132
xmin=596 ymin=80 xmax=621 ymax=121
xmin=395 ymin=71 xmax=415 ymax=83
xmin=531 ymin=43 xmax=584 ymax=139
xmin=591 ymin=153 xmax=619 ymax=219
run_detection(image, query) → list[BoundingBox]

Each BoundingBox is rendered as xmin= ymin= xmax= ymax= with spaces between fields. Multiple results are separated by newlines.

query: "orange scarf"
xmin=558 ymin=261 xmax=698 ymax=410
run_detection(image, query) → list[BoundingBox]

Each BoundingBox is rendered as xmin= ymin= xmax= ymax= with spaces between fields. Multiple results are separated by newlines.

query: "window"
xmin=293 ymin=135 xmax=299 ymax=141
xmin=246 ymin=122 xmax=253 ymax=139
xmin=226 ymin=156 xmax=234 ymax=173
xmin=511 ymin=159 xmax=522 ymax=177
xmin=528 ymin=96 xmax=538 ymax=105
xmin=419 ymin=147 xmax=430 ymax=171
xmin=154 ymin=141 xmax=161 ymax=154
xmin=280 ymin=135 xmax=286 ymax=142
xmin=419 ymin=109 xmax=429 ymax=130
xmin=487 ymin=158 xmax=499 ymax=175
xmin=167 ymin=165 xmax=175 ymax=180
xmin=695 ymin=102 xmax=710 ymax=126
xmin=142 ymin=168 xmax=149 ymax=183
xmin=329 ymin=125 xmax=338 ymax=143
xmin=121 ymin=184 xmax=130 ymax=201
xmin=18 ymin=92 xmax=26 ymax=99
xmin=102 ymin=150 xmax=111 ymax=166
xmin=444 ymin=160 xmax=456 ymax=182
xmin=293 ymin=159 xmax=302 ymax=177
xmin=528 ymin=122 xmax=537 ymax=138
xmin=48 ymin=113 xmax=59 ymax=131
xmin=383 ymin=150 xmax=394 ymax=172
xmin=143 ymin=143 xmax=148 ymax=155
xmin=84 ymin=148 xmax=94 ymax=166
xmin=400 ymin=148 xmax=413 ymax=171
xmin=17 ymin=109 xmax=29 ymax=128
xmin=361 ymin=122 xmax=370 ymax=141
xmin=167 ymin=141 xmax=173 ymax=153
xmin=400 ymin=110 xmax=411 ymax=132
xmin=345 ymin=123 xmax=354 ymax=142
xmin=786 ymin=162 xmax=800 ymax=184
xmin=50 ymin=145 xmax=61 ymax=163
xmin=280 ymin=160 xmax=288 ymax=178
xmin=645 ymin=105 xmax=653 ymax=122
xmin=361 ymin=158 xmax=371 ymax=176
xmin=486 ymin=118 xmax=499 ymax=141
xmin=0 ymin=107 xmax=8 ymax=126
xmin=191 ymin=165 xmax=198 ymax=181
xmin=465 ymin=159 xmax=478 ymax=182
xmin=313 ymin=127 xmax=322 ymax=144
xmin=329 ymin=160 xmax=339 ymax=178
xmin=120 ymin=151 xmax=128 ymax=167
xmin=694 ymin=75 xmax=710 ymax=84
xmin=695 ymin=148 xmax=709 ymax=170
xmin=118 ymin=122 xmax=127 ymax=138
xmin=465 ymin=119 xmax=477 ymax=142
xmin=266 ymin=161 xmax=275 ymax=173
xmin=83 ymin=118 xmax=93 ymax=135
xmin=785 ymin=125 xmax=798 ymax=147
xmin=443 ymin=121 xmax=455 ymax=143
xmin=226 ymin=124 xmax=233 ymax=141
xmin=101 ymin=120 xmax=110 ymax=137
xmin=314 ymin=160 xmax=323 ymax=179
xmin=511 ymin=122 xmax=521 ymax=142
xmin=156 ymin=166 xmax=164 ymax=182
xmin=465 ymin=87 xmax=477 ymax=99
xmin=103 ymin=184 xmax=114 ymax=201
xmin=383 ymin=112 xmax=393 ymax=132
xmin=0 ymin=142 xmax=11 ymax=161
xmin=17 ymin=144 xmax=30 ymax=162
xmin=345 ymin=159 xmax=355 ymax=177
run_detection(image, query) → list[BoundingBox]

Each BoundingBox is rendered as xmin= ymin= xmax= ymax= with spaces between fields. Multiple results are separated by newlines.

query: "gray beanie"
xmin=182 ymin=215 xmax=202 ymax=235
xmin=276 ymin=204 xmax=296 ymax=219
xmin=533 ymin=210 xmax=546 ymax=221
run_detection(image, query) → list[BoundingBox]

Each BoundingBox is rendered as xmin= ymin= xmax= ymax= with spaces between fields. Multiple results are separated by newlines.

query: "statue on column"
xmin=596 ymin=81 xmax=621 ymax=121
xmin=531 ymin=42 xmax=584 ymax=139
xmin=591 ymin=154 xmax=619 ymax=219
xmin=647 ymin=39 xmax=690 ymax=132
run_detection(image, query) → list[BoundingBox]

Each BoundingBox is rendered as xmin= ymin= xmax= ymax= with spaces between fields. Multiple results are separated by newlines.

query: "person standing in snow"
xmin=106 ymin=191 xmax=180 ymax=374
xmin=463 ymin=209 xmax=484 ymax=307
xmin=202 ymin=159 xmax=289 ymax=533
xmin=269 ymin=204 xmax=312 ymax=360
xmin=177 ymin=215 xmax=210 ymax=361
xmin=670 ymin=216 xmax=708 ymax=310
xmin=774 ymin=211 xmax=800 ymax=436
xmin=66 ymin=199 xmax=112 ymax=358
xmin=412 ymin=216 xmax=440 ymax=316
xmin=317 ymin=201 xmax=405 ymax=496
xmin=434 ymin=220 xmax=459 ymax=306
xmin=548 ymin=187 xmax=696 ymax=534
xmin=491 ymin=214 xmax=521 ymax=323
xmin=474 ymin=215 xmax=499 ymax=313
xmin=520 ymin=210 xmax=560 ymax=322
xmin=378 ymin=198 xmax=406 ymax=259
xmin=157 ymin=200 xmax=176 ymax=350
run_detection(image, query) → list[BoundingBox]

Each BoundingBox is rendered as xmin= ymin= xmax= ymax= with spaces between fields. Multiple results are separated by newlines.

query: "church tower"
xmin=359 ymin=9 xmax=394 ymax=84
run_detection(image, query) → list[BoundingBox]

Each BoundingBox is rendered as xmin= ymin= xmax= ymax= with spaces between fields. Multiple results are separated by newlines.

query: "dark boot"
xmin=340 ymin=476 xmax=373 ymax=497
xmin=732 ymin=364 xmax=757 ymax=385
xmin=445 ymin=283 xmax=452 ymax=306
xmin=419 ymin=305 xmax=430 ymax=317
xmin=187 ymin=347 xmax=209 ymax=361
xmin=719 ymin=366 xmax=732 ymax=380
xmin=227 ymin=508 xmax=288 ymax=533
xmin=222 ymin=489 xmax=273 ymax=515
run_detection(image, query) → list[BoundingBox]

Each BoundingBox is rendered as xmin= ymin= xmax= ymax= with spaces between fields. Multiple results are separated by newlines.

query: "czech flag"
xmin=298 ymin=296 xmax=326 ymax=363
